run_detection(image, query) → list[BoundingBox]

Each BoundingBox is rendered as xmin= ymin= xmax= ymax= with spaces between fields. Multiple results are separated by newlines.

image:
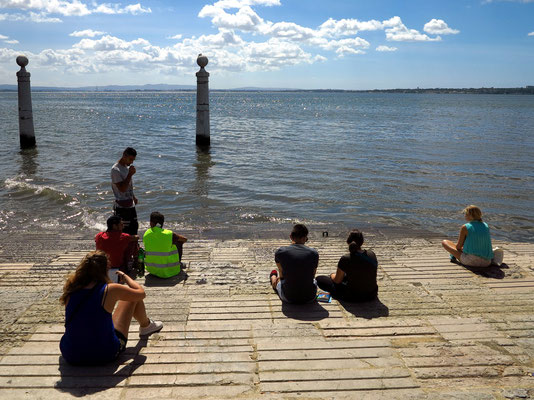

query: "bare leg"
xmin=133 ymin=300 xmax=150 ymax=328
xmin=442 ymin=240 xmax=462 ymax=260
xmin=176 ymin=242 xmax=184 ymax=261
xmin=112 ymin=300 xmax=150 ymax=339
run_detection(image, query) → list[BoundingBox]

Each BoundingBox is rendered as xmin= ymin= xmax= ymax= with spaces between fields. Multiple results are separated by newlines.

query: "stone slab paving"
xmin=0 ymin=232 xmax=533 ymax=399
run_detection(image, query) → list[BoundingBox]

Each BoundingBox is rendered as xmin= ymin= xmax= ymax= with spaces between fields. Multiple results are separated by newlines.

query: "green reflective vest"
xmin=143 ymin=226 xmax=180 ymax=278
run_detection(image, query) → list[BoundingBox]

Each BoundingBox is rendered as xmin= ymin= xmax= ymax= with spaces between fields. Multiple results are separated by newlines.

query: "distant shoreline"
xmin=1 ymin=86 xmax=533 ymax=95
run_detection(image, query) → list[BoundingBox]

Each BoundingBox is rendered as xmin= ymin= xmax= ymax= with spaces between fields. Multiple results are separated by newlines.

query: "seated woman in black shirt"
xmin=316 ymin=229 xmax=378 ymax=302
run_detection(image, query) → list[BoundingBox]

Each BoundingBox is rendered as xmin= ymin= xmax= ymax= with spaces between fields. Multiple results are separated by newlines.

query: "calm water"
xmin=0 ymin=91 xmax=533 ymax=241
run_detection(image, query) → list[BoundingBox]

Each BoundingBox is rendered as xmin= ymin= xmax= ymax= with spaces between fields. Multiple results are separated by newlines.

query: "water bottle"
xmin=137 ymin=248 xmax=145 ymax=277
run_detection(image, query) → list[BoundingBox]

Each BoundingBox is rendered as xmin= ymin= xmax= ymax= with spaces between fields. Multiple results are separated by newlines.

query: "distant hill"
xmin=1 ymin=84 xmax=533 ymax=94
xmin=0 ymin=84 xmax=196 ymax=91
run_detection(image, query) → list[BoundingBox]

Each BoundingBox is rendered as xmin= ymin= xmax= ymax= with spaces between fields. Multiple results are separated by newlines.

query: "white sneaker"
xmin=492 ymin=247 xmax=504 ymax=266
xmin=139 ymin=319 xmax=163 ymax=337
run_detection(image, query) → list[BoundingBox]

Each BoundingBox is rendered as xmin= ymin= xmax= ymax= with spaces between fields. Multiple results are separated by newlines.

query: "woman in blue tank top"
xmin=60 ymin=251 xmax=163 ymax=365
xmin=442 ymin=205 xmax=502 ymax=268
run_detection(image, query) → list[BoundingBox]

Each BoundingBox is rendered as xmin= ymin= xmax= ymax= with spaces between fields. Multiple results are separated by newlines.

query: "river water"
xmin=0 ymin=91 xmax=533 ymax=241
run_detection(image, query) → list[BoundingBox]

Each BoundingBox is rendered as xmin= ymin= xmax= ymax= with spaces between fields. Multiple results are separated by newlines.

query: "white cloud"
xmin=0 ymin=11 xmax=62 ymax=22
xmin=28 ymin=11 xmax=62 ymax=22
xmin=0 ymin=0 xmax=91 ymax=16
xmin=318 ymin=37 xmax=370 ymax=57
xmin=529 ymin=31 xmax=534 ymax=36
xmin=383 ymin=16 xmax=441 ymax=42
xmin=319 ymin=18 xmax=383 ymax=38
xmin=70 ymin=29 xmax=106 ymax=37
xmin=0 ymin=1 xmax=457 ymax=79
xmin=199 ymin=5 xmax=265 ymax=32
xmin=0 ymin=1 xmax=151 ymax=23
xmin=424 ymin=19 xmax=459 ymax=35
xmin=94 ymin=3 xmax=151 ymax=15
xmin=73 ymin=35 xmax=144 ymax=51
xmin=264 ymin=22 xmax=316 ymax=41
xmin=0 ymin=33 xmax=19 ymax=44
xmin=376 ymin=45 xmax=397 ymax=52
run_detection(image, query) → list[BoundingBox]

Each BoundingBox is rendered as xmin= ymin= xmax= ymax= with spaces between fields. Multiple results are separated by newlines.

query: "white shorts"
xmin=460 ymin=253 xmax=491 ymax=268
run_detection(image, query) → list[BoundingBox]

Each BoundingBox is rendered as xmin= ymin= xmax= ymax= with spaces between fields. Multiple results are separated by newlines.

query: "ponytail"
xmin=346 ymin=229 xmax=364 ymax=252
xmin=348 ymin=241 xmax=360 ymax=253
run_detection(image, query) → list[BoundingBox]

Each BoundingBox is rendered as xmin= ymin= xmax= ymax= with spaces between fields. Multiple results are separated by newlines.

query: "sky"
xmin=0 ymin=0 xmax=533 ymax=89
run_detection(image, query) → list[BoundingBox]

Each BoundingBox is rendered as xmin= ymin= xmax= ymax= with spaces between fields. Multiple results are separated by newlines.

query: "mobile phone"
xmin=108 ymin=268 xmax=119 ymax=283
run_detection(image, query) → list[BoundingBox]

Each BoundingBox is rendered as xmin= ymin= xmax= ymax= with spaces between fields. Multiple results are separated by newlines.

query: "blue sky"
xmin=0 ymin=0 xmax=533 ymax=89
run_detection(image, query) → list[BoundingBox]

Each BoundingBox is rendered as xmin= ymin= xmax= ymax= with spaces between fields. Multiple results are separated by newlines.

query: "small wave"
xmin=3 ymin=177 xmax=80 ymax=206
xmin=239 ymin=213 xmax=293 ymax=223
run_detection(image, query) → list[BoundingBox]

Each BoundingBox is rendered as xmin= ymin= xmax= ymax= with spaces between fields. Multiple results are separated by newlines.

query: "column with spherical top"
xmin=196 ymin=54 xmax=210 ymax=147
xmin=16 ymin=56 xmax=36 ymax=149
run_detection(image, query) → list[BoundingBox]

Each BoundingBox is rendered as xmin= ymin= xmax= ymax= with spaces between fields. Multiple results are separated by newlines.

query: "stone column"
xmin=16 ymin=56 xmax=36 ymax=149
xmin=196 ymin=54 xmax=210 ymax=147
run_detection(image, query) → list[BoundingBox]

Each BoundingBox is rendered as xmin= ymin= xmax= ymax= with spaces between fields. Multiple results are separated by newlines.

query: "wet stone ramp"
xmin=0 ymin=233 xmax=533 ymax=399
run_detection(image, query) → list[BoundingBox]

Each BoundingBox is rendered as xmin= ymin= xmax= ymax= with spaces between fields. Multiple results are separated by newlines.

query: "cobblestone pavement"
xmin=0 ymin=230 xmax=533 ymax=399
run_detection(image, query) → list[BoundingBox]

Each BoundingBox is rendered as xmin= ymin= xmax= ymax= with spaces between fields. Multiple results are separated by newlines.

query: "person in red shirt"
xmin=95 ymin=216 xmax=139 ymax=273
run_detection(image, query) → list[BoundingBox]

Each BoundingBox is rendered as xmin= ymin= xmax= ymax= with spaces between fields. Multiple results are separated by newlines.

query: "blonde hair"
xmin=463 ymin=205 xmax=483 ymax=221
xmin=60 ymin=251 xmax=110 ymax=305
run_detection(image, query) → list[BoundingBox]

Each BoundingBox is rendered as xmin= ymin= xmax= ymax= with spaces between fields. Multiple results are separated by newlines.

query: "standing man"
xmin=270 ymin=224 xmax=319 ymax=304
xmin=111 ymin=147 xmax=138 ymax=235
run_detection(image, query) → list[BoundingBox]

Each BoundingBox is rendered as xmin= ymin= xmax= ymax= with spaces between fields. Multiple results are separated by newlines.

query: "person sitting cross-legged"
xmin=442 ymin=205 xmax=504 ymax=268
xmin=316 ymin=229 xmax=378 ymax=302
xmin=143 ymin=212 xmax=187 ymax=278
xmin=270 ymin=224 xmax=319 ymax=304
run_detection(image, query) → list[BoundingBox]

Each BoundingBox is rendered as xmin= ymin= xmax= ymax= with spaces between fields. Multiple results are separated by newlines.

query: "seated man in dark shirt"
xmin=270 ymin=224 xmax=319 ymax=304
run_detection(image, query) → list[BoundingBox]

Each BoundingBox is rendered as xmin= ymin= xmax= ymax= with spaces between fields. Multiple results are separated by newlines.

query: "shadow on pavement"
xmin=454 ymin=260 xmax=509 ymax=279
xmin=338 ymin=298 xmax=389 ymax=320
xmin=281 ymin=301 xmax=329 ymax=321
xmin=143 ymin=269 xmax=188 ymax=287
xmin=55 ymin=339 xmax=147 ymax=396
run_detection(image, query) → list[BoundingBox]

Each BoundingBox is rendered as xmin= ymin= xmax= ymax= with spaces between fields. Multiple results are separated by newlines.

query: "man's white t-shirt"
xmin=111 ymin=162 xmax=134 ymax=206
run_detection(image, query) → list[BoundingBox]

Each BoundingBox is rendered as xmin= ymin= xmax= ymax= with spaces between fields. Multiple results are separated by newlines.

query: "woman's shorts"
xmin=460 ymin=253 xmax=491 ymax=267
xmin=114 ymin=329 xmax=127 ymax=358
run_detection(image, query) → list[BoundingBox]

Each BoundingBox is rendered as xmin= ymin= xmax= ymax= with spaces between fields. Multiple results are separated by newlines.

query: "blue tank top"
xmin=60 ymin=283 xmax=120 ymax=365
xmin=463 ymin=221 xmax=494 ymax=260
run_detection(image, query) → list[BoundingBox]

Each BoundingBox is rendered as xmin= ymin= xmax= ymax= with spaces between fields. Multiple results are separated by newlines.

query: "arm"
xmin=456 ymin=225 xmax=468 ymax=251
xmin=331 ymin=268 xmax=345 ymax=284
xmin=172 ymin=233 xmax=188 ymax=246
xmin=113 ymin=166 xmax=136 ymax=193
xmin=103 ymin=271 xmax=145 ymax=313
xmin=276 ymin=262 xmax=284 ymax=279
xmin=129 ymin=235 xmax=139 ymax=242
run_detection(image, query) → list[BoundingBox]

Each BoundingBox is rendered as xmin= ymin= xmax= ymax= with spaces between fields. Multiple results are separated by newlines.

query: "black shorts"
xmin=114 ymin=329 xmax=127 ymax=357
xmin=114 ymin=206 xmax=138 ymax=235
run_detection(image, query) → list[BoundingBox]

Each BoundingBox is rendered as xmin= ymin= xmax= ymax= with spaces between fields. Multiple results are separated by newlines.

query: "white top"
xmin=111 ymin=162 xmax=134 ymax=206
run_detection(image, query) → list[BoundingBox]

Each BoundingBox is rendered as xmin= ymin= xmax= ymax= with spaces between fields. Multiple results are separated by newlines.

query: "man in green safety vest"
xmin=143 ymin=212 xmax=188 ymax=278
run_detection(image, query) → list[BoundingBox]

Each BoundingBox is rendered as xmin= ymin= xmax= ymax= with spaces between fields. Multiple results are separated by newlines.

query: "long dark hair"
xmin=347 ymin=229 xmax=364 ymax=253
xmin=60 ymin=251 xmax=110 ymax=305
